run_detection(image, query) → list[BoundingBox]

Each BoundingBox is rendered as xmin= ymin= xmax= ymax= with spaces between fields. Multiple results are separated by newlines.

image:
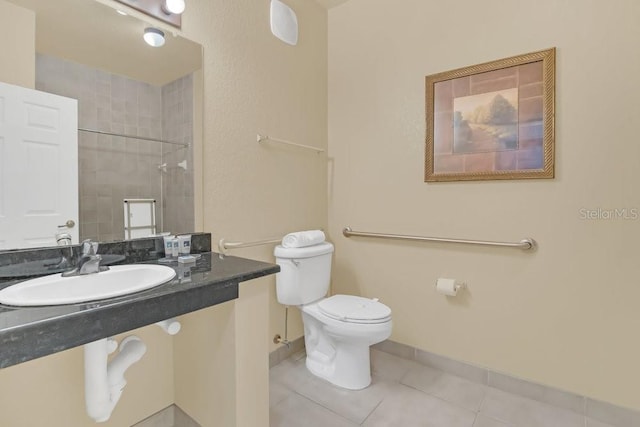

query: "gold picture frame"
xmin=425 ymin=48 xmax=555 ymax=182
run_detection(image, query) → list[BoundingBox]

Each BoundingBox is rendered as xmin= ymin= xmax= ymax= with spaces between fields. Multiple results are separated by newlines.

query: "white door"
xmin=0 ymin=81 xmax=78 ymax=250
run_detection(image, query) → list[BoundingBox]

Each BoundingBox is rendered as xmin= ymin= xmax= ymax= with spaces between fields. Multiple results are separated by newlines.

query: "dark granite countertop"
xmin=0 ymin=236 xmax=279 ymax=369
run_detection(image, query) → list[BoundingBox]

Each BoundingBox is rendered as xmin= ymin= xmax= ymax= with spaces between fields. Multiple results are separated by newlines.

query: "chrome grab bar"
xmin=219 ymin=228 xmax=325 ymax=255
xmin=342 ymin=226 xmax=536 ymax=251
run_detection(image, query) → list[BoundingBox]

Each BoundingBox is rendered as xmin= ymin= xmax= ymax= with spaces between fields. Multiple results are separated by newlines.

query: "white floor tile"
xmin=269 ymin=357 xmax=314 ymax=392
xmin=473 ymin=414 xmax=513 ymax=427
xmin=269 ymin=350 xmax=603 ymax=427
xmin=295 ymin=374 xmax=393 ymax=424
xmin=362 ymin=383 xmax=477 ymax=427
xmin=402 ymin=364 xmax=488 ymax=411
xmin=270 ymin=380 xmax=294 ymax=408
xmin=371 ymin=348 xmax=420 ymax=382
xmin=585 ymin=418 xmax=616 ymax=427
xmin=132 ymin=406 xmax=174 ymax=427
xmin=270 ymin=393 xmax=359 ymax=427
xmin=481 ymin=388 xmax=584 ymax=427
xmin=586 ymin=398 xmax=637 ymax=427
xmin=173 ymin=405 xmax=201 ymax=427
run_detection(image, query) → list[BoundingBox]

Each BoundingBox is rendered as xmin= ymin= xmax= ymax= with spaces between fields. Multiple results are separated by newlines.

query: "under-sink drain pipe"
xmin=274 ymin=306 xmax=291 ymax=348
xmin=155 ymin=318 xmax=181 ymax=335
xmin=84 ymin=336 xmax=146 ymax=423
xmin=84 ymin=318 xmax=182 ymax=423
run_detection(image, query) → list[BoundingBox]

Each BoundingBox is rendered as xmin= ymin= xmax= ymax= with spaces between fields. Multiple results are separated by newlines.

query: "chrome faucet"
xmin=50 ymin=232 xmax=74 ymax=270
xmin=62 ymin=239 xmax=108 ymax=277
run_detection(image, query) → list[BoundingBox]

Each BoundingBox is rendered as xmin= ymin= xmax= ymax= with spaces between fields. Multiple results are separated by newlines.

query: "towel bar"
xmin=257 ymin=134 xmax=324 ymax=154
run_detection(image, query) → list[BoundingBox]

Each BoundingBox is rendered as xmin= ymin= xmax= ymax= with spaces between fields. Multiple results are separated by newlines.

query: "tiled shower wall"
xmin=35 ymin=54 xmax=194 ymax=242
xmin=162 ymin=75 xmax=194 ymax=236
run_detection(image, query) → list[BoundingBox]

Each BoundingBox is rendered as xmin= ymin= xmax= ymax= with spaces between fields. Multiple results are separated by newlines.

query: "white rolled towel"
xmin=282 ymin=230 xmax=326 ymax=248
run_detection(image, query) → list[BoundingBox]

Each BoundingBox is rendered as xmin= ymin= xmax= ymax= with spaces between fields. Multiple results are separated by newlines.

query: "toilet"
xmin=274 ymin=241 xmax=392 ymax=390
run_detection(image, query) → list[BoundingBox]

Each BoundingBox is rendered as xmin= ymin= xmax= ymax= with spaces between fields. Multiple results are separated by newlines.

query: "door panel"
xmin=0 ymin=81 xmax=78 ymax=249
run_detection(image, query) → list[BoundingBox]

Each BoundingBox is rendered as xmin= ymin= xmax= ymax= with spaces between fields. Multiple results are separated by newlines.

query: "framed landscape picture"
xmin=425 ymin=48 xmax=555 ymax=182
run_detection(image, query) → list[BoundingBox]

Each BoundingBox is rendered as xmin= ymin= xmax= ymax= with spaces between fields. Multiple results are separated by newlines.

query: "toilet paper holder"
xmin=436 ymin=278 xmax=466 ymax=296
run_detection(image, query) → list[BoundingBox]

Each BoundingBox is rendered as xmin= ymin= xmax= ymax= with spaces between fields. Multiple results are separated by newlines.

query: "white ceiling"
xmin=7 ymin=0 xmax=202 ymax=86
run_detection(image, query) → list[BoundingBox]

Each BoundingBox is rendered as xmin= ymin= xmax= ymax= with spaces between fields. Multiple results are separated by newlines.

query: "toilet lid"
xmin=318 ymin=295 xmax=391 ymax=324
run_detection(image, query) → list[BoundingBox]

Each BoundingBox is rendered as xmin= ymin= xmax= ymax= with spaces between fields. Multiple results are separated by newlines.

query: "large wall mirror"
xmin=4 ymin=0 xmax=203 ymax=251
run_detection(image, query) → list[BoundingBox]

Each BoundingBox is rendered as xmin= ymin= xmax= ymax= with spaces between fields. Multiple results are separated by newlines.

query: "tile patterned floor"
xmin=270 ymin=350 xmax=615 ymax=427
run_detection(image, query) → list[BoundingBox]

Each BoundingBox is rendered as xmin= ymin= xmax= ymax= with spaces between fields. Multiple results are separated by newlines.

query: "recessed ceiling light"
xmin=164 ymin=0 xmax=185 ymax=15
xmin=143 ymin=27 xmax=165 ymax=47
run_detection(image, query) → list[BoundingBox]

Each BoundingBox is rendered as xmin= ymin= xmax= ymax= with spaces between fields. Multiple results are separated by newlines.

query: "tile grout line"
xmin=471 ymin=412 xmax=480 ymax=427
xmin=472 ymin=390 xmax=492 ymax=423
xmin=399 ymin=357 xmax=490 ymax=416
xmin=476 ymin=383 xmax=489 ymax=416
xmin=583 ymin=397 xmax=587 ymax=427
xmin=397 ymin=381 xmax=479 ymax=417
xmin=360 ymin=398 xmax=385 ymax=426
xmin=290 ymin=389 xmax=361 ymax=426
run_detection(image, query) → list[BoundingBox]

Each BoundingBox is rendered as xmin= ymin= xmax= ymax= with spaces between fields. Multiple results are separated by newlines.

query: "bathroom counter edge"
xmin=0 ymin=252 xmax=279 ymax=369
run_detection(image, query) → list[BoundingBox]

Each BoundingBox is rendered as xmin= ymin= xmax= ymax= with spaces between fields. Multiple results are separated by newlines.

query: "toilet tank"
xmin=274 ymin=242 xmax=334 ymax=306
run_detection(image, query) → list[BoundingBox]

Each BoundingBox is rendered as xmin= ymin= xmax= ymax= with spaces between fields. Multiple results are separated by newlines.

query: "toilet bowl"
xmin=274 ymin=241 xmax=393 ymax=390
xmin=301 ymin=295 xmax=392 ymax=389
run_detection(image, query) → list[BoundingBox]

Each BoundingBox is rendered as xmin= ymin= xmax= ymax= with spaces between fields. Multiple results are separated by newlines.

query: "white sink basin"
xmin=0 ymin=264 xmax=176 ymax=306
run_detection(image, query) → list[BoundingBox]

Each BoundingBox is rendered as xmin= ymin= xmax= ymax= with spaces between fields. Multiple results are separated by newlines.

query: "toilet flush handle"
xmin=290 ymin=259 xmax=300 ymax=267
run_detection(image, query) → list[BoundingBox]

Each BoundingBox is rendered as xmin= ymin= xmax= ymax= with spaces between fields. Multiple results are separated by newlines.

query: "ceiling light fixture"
xmin=163 ymin=0 xmax=186 ymax=15
xmin=270 ymin=0 xmax=298 ymax=46
xmin=113 ymin=0 xmax=182 ymax=28
xmin=143 ymin=27 xmax=165 ymax=47
xmin=116 ymin=9 xmax=128 ymax=16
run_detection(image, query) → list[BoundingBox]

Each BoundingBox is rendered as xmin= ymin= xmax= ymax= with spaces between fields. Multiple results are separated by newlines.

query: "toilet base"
xmin=305 ymin=341 xmax=372 ymax=390
xmin=300 ymin=304 xmax=392 ymax=390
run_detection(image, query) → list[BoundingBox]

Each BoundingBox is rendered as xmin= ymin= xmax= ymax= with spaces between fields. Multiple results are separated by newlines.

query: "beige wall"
xmin=180 ymin=0 xmax=328 ymax=354
xmin=175 ymin=0 xmax=327 ymax=424
xmin=0 ymin=0 xmax=35 ymax=88
xmin=0 ymin=0 xmax=326 ymax=425
xmin=174 ymin=278 xmax=272 ymax=427
xmin=328 ymin=0 xmax=640 ymax=411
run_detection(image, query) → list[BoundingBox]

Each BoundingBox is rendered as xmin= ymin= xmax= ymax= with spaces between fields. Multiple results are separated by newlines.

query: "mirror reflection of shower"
xmin=161 ymin=74 xmax=195 ymax=237
xmin=157 ymin=160 xmax=188 ymax=173
xmin=36 ymin=54 xmax=195 ymax=242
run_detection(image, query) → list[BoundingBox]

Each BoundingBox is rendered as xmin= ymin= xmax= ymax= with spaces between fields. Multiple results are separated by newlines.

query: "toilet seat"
xmin=318 ymin=295 xmax=391 ymax=324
